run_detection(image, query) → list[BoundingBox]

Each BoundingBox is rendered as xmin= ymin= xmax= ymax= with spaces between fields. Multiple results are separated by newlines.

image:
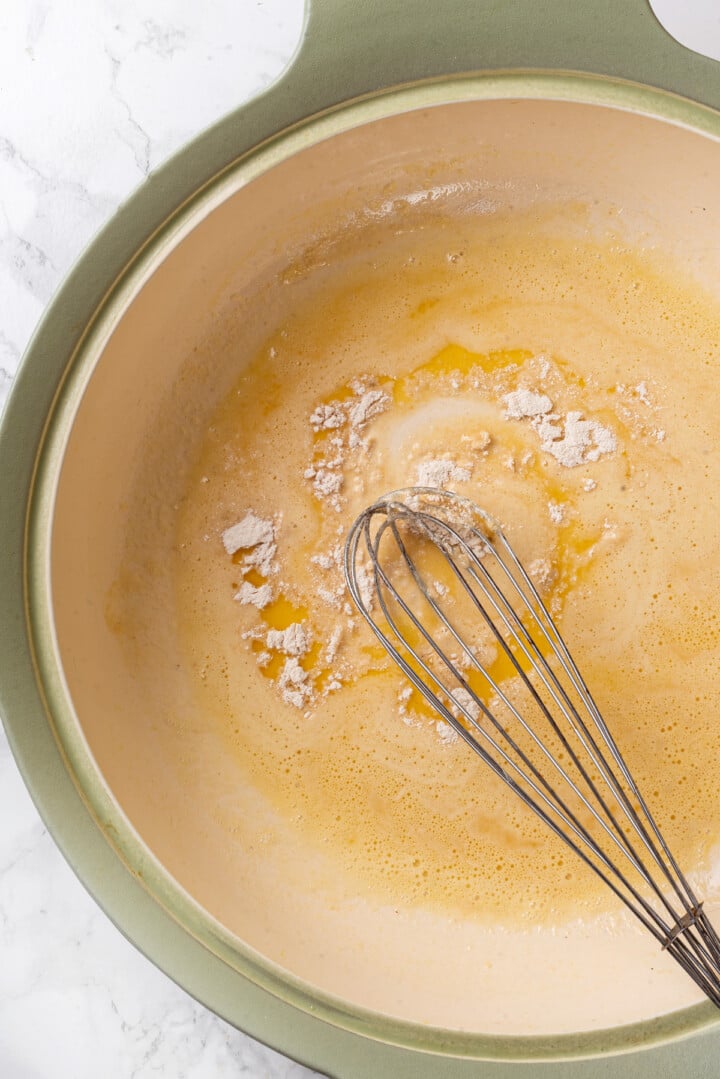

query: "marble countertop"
xmin=0 ymin=2 xmax=320 ymax=1075
xmin=2 ymin=2 xmax=720 ymax=1077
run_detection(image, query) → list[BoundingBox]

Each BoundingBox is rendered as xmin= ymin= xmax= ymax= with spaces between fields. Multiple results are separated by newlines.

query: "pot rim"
xmin=4 ymin=71 xmax=720 ymax=1075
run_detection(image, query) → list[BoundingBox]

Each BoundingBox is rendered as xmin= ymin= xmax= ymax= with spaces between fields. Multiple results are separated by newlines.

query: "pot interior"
xmin=46 ymin=95 xmax=720 ymax=1042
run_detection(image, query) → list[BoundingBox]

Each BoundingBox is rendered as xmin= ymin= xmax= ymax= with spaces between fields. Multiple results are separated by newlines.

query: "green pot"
xmin=2 ymin=2 xmax=720 ymax=1075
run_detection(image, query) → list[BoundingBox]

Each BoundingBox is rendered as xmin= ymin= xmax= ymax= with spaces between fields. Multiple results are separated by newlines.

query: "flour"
xmin=242 ymin=538 xmax=277 ymax=577
xmin=450 ymin=687 xmax=481 ymax=722
xmin=311 ymin=545 xmax=345 ymax=614
xmin=416 ymin=458 xmax=472 ymax=487
xmin=278 ymin=657 xmax=311 ymax=708
xmin=635 ymin=381 xmax=651 ymax=406
xmin=306 ymin=382 xmax=390 ymax=513
xmin=503 ymin=387 xmax=617 ymax=469
xmin=311 ymin=548 xmax=342 ymax=570
xmin=222 ymin=353 xmax=644 ymax=723
xmin=310 ymin=403 xmax=345 ymax=431
xmin=266 ymin=622 xmax=311 ymax=656
xmin=223 ymin=511 xmax=279 ymax=607
xmin=534 ymin=413 xmax=561 ymax=445
xmin=398 ymin=685 xmax=421 ymax=727
xmin=461 ymin=430 xmax=492 ymax=453
xmin=539 ymin=411 xmax=617 ymax=468
xmin=312 ymin=468 xmax=343 ymax=499
xmin=548 ymin=501 xmax=565 ymax=525
xmin=436 ymin=721 xmax=460 ymax=745
xmin=235 ymin=581 xmax=273 ymax=609
xmin=348 ymin=389 xmax=389 ymax=428
xmin=222 ymin=512 xmax=274 ymax=554
xmin=503 ymin=388 xmax=553 ymax=420
xmin=324 ymin=625 xmax=343 ymax=664
xmin=355 ymin=562 xmax=375 ymax=611
xmin=528 ymin=558 xmax=555 ymax=590
xmin=318 ymin=585 xmax=344 ymax=609
xmin=398 ymin=686 xmax=413 ymax=702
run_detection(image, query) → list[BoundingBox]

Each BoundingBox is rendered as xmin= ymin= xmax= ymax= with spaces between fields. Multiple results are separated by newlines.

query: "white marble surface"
xmin=650 ymin=0 xmax=720 ymax=62
xmin=0 ymin=2 xmax=323 ymax=1076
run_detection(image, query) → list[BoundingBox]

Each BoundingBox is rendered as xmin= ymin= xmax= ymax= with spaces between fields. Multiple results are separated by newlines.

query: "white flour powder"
xmin=540 ymin=411 xmax=617 ymax=468
xmin=416 ymin=458 xmax=472 ymax=487
xmin=234 ymin=581 xmax=273 ymax=610
xmin=224 ymin=511 xmax=279 ymax=610
xmin=278 ymin=657 xmax=311 ymax=708
xmin=221 ymin=351 xmax=660 ymax=725
xmin=266 ymin=623 xmax=311 ymax=656
xmin=503 ymin=388 xmax=553 ymax=419
xmin=222 ymin=512 xmax=274 ymax=554
xmin=305 ymin=381 xmax=390 ymax=512
xmin=450 ymin=687 xmax=481 ymax=722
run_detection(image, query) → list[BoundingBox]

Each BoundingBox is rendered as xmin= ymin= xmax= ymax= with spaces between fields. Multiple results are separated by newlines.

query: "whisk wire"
xmin=465 ymin=527 xmax=700 ymax=912
xmin=383 ymin=513 xmax=658 ymax=889
xmin=370 ymin=518 xmax=672 ymax=935
xmin=345 ymin=488 xmax=720 ymax=1007
xmin=383 ymin=506 xmax=688 ymax=906
xmin=501 ymin=533 xmax=702 ymax=903
xmin=463 ymin=528 xmax=720 ymax=987
xmin=377 ymin=512 xmax=705 ymax=950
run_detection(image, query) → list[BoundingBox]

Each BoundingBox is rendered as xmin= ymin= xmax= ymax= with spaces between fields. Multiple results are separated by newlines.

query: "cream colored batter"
xmin=174 ymin=207 xmax=720 ymax=935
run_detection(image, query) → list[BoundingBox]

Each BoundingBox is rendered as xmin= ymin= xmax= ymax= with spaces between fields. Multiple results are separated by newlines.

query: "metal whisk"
xmin=344 ymin=486 xmax=720 ymax=1006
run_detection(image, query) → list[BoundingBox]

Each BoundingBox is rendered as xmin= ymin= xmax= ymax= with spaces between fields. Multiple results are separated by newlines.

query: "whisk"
xmin=344 ymin=486 xmax=720 ymax=1007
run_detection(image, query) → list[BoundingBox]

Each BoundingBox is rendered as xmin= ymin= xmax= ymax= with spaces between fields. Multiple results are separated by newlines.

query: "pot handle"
xmin=275 ymin=0 xmax=720 ymax=116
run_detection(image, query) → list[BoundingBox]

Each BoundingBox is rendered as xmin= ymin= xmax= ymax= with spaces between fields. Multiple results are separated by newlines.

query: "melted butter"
xmin=262 ymin=594 xmax=308 ymax=631
xmin=173 ymin=209 xmax=720 ymax=925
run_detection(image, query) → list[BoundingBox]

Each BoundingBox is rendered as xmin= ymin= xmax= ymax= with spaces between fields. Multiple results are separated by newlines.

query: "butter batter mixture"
xmin=175 ymin=207 xmax=720 ymax=924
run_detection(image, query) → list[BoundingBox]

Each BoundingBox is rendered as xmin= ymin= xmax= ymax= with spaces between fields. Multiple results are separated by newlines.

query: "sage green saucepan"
xmin=3 ymin=1 xmax=720 ymax=1075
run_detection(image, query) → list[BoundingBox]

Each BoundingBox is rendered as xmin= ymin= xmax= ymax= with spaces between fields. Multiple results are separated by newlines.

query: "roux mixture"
xmin=174 ymin=207 xmax=720 ymax=926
